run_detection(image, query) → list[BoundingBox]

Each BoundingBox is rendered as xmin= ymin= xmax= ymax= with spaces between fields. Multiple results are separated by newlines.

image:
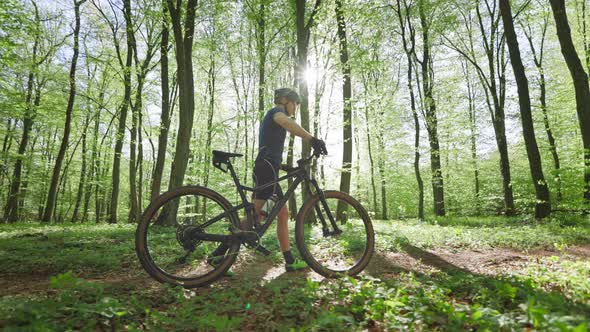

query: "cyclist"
xmin=210 ymin=88 xmax=327 ymax=273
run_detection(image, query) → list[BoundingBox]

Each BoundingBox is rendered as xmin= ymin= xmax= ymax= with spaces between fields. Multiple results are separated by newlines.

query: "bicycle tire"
xmin=295 ymin=190 xmax=374 ymax=278
xmin=136 ymin=185 xmax=240 ymax=288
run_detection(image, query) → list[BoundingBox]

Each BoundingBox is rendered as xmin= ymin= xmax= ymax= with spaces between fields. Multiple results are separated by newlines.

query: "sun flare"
xmin=304 ymin=68 xmax=317 ymax=83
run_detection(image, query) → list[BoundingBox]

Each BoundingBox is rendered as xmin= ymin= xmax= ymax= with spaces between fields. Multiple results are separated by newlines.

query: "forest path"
xmin=2 ymin=245 xmax=588 ymax=298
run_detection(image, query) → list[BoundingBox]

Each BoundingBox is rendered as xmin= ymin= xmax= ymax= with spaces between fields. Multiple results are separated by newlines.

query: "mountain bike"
xmin=136 ymin=150 xmax=375 ymax=288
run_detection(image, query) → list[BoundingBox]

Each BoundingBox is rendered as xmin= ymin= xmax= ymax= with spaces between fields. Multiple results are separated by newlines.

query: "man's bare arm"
xmin=273 ymin=112 xmax=313 ymax=142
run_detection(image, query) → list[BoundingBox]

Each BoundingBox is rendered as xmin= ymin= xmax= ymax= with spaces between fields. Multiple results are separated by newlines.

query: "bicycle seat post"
xmin=226 ymin=161 xmax=249 ymax=203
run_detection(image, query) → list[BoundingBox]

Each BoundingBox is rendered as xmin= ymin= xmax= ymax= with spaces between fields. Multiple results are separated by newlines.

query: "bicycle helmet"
xmin=274 ymin=88 xmax=301 ymax=105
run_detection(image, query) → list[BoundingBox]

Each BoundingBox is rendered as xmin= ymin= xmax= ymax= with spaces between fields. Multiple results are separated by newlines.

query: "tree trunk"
xmin=257 ymin=0 xmax=266 ymax=122
xmin=137 ymin=94 xmax=144 ymax=217
xmin=363 ymin=98 xmax=379 ymax=216
xmin=83 ymin=98 xmax=101 ymax=222
xmin=38 ymin=128 xmax=57 ymax=220
xmin=72 ymin=112 xmax=90 ymax=222
xmin=166 ymin=0 xmax=197 ymax=191
xmin=463 ymin=61 xmax=480 ymax=212
xmin=203 ymin=55 xmax=216 ymax=189
xmin=151 ymin=2 xmax=171 ymax=202
xmin=286 ymin=134 xmax=297 ymax=220
xmin=539 ymin=70 xmax=562 ymax=202
xmin=550 ymin=0 xmax=590 ymax=208
xmin=129 ymin=70 xmax=148 ymax=224
xmin=479 ymin=3 xmax=515 ymax=215
xmin=5 ymin=85 xmax=35 ymax=222
xmin=418 ymin=1 xmax=445 ymax=216
xmin=129 ymin=105 xmax=139 ymax=224
xmin=500 ymin=0 xmax=551 ymax=218
xmin=55 ymin=132 xmax=84 ymax=221
xmin=377 ymin=127 xmax=388 ymax=220
xmin=42 ymin=0 xmax=85 ymax=222
xmin=162 ymin=0 xmax=198 ymax=225
xmin=128 ymin=2 xmax=158 ymax=223
xmin=4 ymin=2 xmax=41 ymax=222
xmin=396 ymin=0 xmax=424 ymax=220
xmin=577 ymin=0 xmax=590 ymax=76
xmin=18 ymin=133 xmax=38 ymax=219
xmin=0 ymin=119 xmax=15 ymax=202
xmin=310 ymin=36 xmax=330 ymax=180
xmin=354 ymin=117 xmax=361 ymax=196
xmin=107 ymin=0 xmax=134 ymax=224
xmin=450 ymin=2 xmax=515 ymax=215
xmin=335 ymin=0 xmax=352 ymax=221
xmin=523 ymin=12 xmax=562 ymax=204
xmin=295 ymin=0 xmax=322 ymax=207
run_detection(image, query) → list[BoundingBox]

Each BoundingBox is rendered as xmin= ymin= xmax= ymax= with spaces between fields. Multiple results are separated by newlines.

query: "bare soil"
xmin=1 ymin=245 xmax=588 ymax=298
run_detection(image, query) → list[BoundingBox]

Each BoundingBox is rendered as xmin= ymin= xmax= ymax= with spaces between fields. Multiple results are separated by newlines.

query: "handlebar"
xmin=281 ymin=151 xmax=321 ymax=173
xmin=297 ymin=151 xmax=321 ymax=167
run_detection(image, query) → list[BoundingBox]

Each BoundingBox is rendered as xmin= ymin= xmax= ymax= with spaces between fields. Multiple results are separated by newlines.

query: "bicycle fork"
xmin=308 ymin=179 xmax=342 ymax=237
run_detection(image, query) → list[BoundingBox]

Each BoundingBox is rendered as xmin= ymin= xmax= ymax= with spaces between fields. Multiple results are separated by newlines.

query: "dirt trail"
xmin=1 ymin=245 xmax=588 ymax=298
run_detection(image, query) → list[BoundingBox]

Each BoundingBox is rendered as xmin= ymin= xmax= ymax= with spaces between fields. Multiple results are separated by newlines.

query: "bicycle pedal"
xmin=253 ymin=244 xmax=271 ymax=256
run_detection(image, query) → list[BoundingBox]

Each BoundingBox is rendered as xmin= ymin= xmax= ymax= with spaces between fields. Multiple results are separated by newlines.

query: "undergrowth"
xmin=0 ymin=216 xmax=588 ymax=331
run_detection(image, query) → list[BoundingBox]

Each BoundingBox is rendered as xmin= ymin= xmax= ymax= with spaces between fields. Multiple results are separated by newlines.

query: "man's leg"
xmin=254 ymin=198 xmax=289 ymax=251
xmin=276 ymin=205 xmax=290 ymax=252
xmin=253 ymin=199 xmax=265 ymax=219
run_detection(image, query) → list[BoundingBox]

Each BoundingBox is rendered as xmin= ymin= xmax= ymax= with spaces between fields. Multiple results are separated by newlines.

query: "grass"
xmin=0 ymin=223 xmax=137 ymax=274
xmin=376 ymin=215 xmax=590 ymax=250
xmin=0 ymin=215 xmax=589 ymax=331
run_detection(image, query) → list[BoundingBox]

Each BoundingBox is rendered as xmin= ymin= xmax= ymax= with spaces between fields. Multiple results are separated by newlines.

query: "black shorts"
xmin=252 ymin=159 xmax=283 ymax=200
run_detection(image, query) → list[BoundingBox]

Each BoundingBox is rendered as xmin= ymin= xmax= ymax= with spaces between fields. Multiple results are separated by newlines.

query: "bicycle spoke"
xmin=297 ymin=191 xmax=374 ymax=277
xmin=137 ymin=187 xmax=240 ymax=285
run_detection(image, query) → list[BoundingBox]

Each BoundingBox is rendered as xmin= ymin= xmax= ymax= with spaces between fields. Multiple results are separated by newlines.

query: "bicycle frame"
xmin=229 ymin=158 xmax=313 ymax=237
xmin=190 ymin=154 xmax=341 ymax=245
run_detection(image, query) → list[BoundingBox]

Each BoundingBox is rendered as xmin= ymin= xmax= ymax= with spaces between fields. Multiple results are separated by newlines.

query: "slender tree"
xmin=461 ymin=60 xmax=480 ymax=212
xmin=295 ymin=0 xmax=322 ymax=207
xmin=227 ymin=36 xmax=253 ymax=182
xmin=521 ymin=5 xmax=562 ymax=203
xmin=575 ymin=0 xmax=590 ymax=76
xmin=362 ymin=80 xmax=379 ymax=216
xmin=202 ymin=6 xmax=222 ymax=191
xmin=335 ymin=0 xmax=353 ymax=220
xmin=549 ymin=0 xmax=590 ymax=208
xmin=445 ymin=1 xmax=515 ymax=215
xmin=310 ymin=34 xmax=331 ymax=178
xmin=4 ymin=1 xmax=60 ymax=222
xmin=155 ymin=0 xmax=198 ymax=225
xmin=72 ymin=109 xmax=90 ymax=222
xmin=500 ymin=0 xmax=551 ymax=218
xmin=151 ymin=1 xmax=171 ymax=202
xmin=417 ymin=0 xmax=445 ymax=216
xmin=254 ymin=0 xmax=267 ymax=122
xmin=4 ymin=1 xmax=41 ymax=222
xmin=93 ymin=0 xmax=135 ymax=224
xmin=376 ymin=123 xmax=388 ymax=219
xmin=42 ymin=0 xmax=86 ymax=222
xmin=128 ymin=0 xmax=159 ymax=223
xmin=395 ymin=0 xmax=424 ymax=220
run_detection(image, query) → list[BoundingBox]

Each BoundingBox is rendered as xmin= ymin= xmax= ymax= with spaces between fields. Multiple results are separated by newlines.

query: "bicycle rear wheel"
xmin=136 ymin=186 xmax=240 ymax=288
xmin=295 ymin=190 xmax=374 ymax=278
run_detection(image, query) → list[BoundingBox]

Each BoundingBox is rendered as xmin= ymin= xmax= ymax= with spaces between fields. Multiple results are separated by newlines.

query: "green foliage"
xmin=1 ymin=272 xmax=129 ymax=331
xmin=2 ymin=0 xmax=590 ymax=328
xmin=1 ymin=218 xmax=589 ymax=330
xmin=375 ymin=216 xmax=590 ymax=250
xmin=0 ymin=223 xmax=136 ymax=274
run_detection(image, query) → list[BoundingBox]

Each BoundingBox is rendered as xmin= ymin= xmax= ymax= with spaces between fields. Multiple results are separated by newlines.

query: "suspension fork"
xmin=308 ymin=178 xmax=342 ymax=236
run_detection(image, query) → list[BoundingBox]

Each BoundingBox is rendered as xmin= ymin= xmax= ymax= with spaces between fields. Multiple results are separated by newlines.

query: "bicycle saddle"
xmin=212 ymin=150 xmax=243 ymax=173
xmin=212 ymin=150 xmax=243 ymax=160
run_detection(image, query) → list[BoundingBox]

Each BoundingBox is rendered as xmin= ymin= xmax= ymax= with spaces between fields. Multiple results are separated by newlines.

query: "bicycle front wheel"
xmin=136 ymin=186 xmax=240 ymax=288
xmin=295 ymin=190 xmax=374 ymax=278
